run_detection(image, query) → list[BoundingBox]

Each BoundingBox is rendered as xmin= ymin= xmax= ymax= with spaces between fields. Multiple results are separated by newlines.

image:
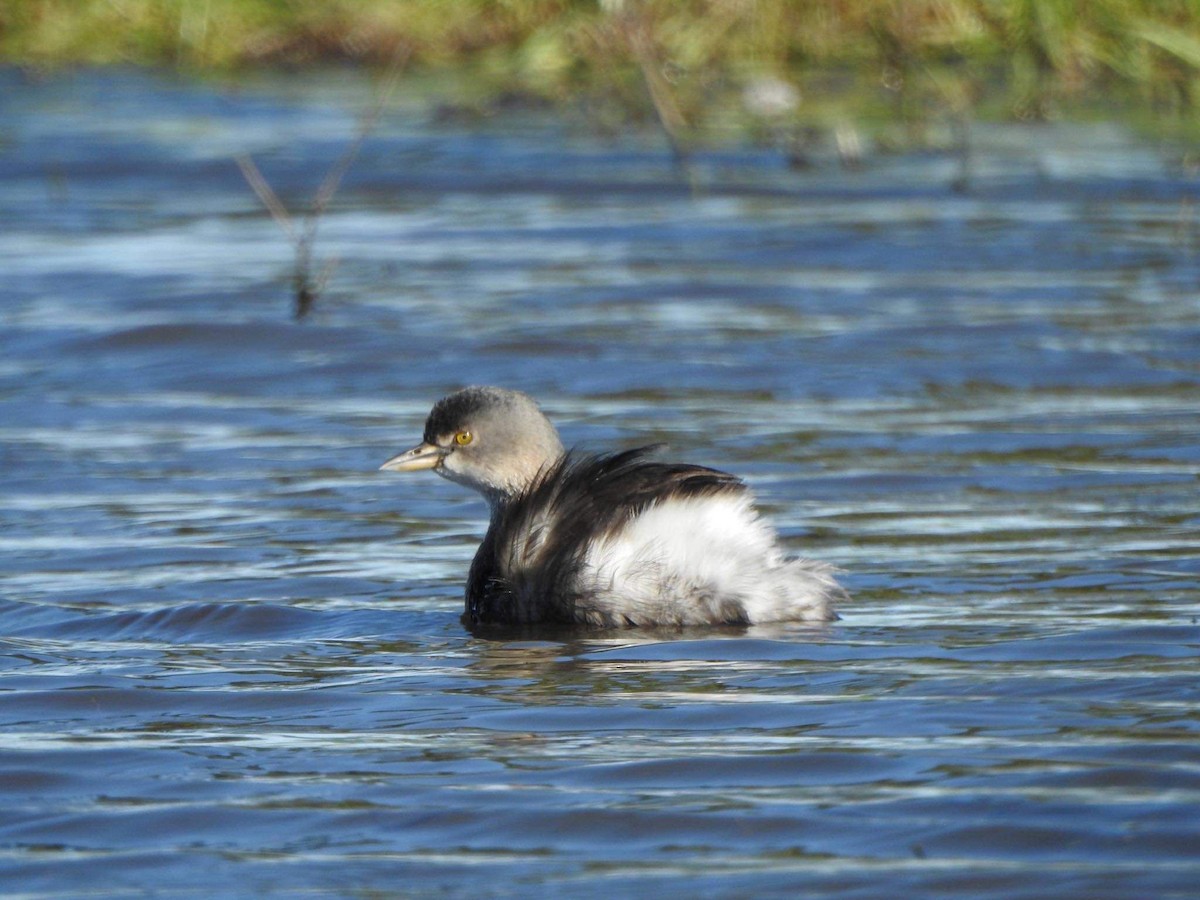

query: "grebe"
xmin=381 ymin=386 xmax=845 ymax=627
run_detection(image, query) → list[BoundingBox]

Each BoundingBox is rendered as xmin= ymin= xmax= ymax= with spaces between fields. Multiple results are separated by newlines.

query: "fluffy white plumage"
xmin=581 ymin=493 xmax=840 ymax=626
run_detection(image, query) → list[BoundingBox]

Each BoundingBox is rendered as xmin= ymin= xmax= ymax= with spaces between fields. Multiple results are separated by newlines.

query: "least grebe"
xmin=381 ymin=386 xmax=845 ymax=627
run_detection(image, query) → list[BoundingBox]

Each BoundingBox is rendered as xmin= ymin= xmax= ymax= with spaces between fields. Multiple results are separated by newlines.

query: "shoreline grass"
xmin=4 ymin=1 xmax=1198 ymax=141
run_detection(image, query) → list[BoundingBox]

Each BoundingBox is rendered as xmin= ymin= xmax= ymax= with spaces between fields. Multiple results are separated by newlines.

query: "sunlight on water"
xmin=0 ymin=69 xmax=1197 ymax=898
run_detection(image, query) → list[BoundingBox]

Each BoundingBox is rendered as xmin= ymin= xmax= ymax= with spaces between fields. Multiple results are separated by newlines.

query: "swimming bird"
xmin=380 ymin=386 xmax=845 ymax=628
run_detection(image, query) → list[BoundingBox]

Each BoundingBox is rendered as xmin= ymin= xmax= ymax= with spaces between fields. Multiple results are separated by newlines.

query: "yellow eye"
xmin=454 ymin=430 xmax=473 ymax=446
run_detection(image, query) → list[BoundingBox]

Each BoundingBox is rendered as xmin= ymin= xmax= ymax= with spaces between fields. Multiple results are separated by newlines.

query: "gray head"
xmin=380 ymin=386 xmax=565 ymax=509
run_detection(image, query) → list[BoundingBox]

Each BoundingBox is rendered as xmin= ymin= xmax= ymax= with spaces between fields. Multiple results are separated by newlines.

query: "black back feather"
xmin=465 ymin=446 xmax=746 ymax=626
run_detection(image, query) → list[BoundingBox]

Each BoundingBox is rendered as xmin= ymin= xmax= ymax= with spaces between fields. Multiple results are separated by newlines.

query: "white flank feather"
xmin=580 ymin=493 xmax=841 ymax=626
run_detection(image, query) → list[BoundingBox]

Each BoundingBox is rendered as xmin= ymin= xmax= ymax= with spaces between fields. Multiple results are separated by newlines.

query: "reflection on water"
xmin=1 ymin=68 xmax=1198 ymax=897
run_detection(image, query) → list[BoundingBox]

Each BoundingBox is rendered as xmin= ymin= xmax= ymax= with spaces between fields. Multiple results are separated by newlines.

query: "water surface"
xmin=1 ymin=69 xmax=1198 ymax=897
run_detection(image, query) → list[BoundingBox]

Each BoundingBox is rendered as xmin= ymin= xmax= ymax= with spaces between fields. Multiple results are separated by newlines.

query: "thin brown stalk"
xmin=237 ymin=45 xmax=411 ymax=319
xmin=235 ymin=154 xmax=296 ymax=242
xmin=612 ymin=11 xmax=691 ymax=178
xmin=309 ymin=47 xmax=410 ymax=225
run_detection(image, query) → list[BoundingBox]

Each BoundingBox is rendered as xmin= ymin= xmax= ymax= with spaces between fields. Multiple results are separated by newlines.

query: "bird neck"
xmin=480 ymin=449 xmax=563 ymax=520
xmin=483 ymin=487 xmax=514 ymax=520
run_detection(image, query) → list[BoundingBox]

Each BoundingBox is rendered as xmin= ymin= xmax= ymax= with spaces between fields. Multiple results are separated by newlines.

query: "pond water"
xmin=1 ymin=68 xmax=1198 ymax=897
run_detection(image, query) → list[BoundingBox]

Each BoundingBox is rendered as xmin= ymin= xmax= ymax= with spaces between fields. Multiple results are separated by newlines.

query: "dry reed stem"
xmin=236 ymin=44 xmax=411 ymax=318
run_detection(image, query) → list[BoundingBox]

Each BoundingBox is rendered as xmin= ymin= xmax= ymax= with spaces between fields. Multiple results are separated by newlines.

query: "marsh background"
xmin=2 ymin=2 xmax=1199 ymax=897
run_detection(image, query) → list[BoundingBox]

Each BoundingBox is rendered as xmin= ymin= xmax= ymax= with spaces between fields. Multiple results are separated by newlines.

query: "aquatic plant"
xmin=3 ymin=0 xmax=1198 ymax=135
xmin=236 ymin=52 xmax=406 ymax=320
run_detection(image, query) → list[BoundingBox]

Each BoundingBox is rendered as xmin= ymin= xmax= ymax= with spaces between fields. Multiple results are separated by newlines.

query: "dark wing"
xmin=465 ymin=447 xmax=747 ymax=625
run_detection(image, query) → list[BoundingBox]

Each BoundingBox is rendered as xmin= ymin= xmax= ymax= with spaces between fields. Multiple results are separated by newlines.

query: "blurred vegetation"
xmin=3 ymin=0 xmax=1200 ymax=140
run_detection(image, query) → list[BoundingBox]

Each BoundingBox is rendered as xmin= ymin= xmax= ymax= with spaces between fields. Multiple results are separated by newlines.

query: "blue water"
xmin=1 ymin=68 xmax=1198 ymax=897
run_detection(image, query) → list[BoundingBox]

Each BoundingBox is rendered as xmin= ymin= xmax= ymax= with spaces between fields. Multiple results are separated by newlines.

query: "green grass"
xmin=3 ymin=0 xmax=1199 ymax=137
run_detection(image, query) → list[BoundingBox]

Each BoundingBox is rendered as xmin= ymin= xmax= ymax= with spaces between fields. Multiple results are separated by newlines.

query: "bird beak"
xmin=379 ymin=441 xmax=445 ymax=472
